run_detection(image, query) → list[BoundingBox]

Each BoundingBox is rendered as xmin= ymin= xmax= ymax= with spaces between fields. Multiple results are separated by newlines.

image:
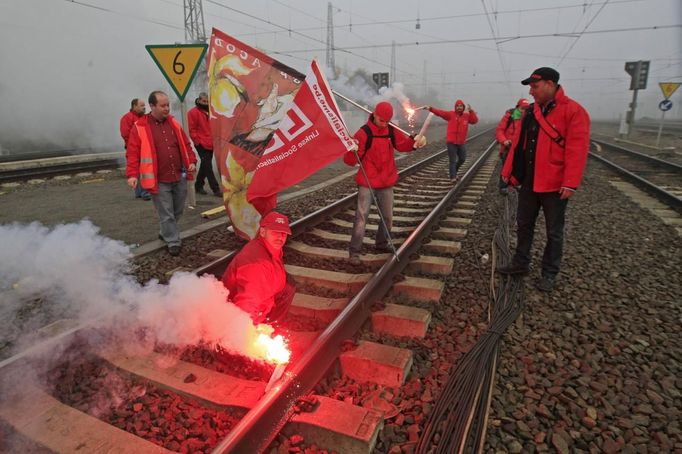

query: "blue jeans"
xmin=134 ymin=180 xmax=150 ymax=198
xmin=513 ymin=186 xmax=569 ymax=278
xmin=151 ymin=178 xmax=187 ymax=247
xmin=446 ymin=143 xmax=466 ymax=178
xmin=349 ymin=186 xmax=393 ymax=256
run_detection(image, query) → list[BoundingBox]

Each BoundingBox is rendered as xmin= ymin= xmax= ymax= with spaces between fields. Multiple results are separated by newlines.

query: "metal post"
xmin=655 ymin=109 xmax=666 ymax=149
xmin=627 ymin=88 xmax=638 ymax=138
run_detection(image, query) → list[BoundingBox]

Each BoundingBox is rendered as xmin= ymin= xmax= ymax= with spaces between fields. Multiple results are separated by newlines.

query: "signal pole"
xmin=390 ymin=41 xmax=396 ymax=86
xmin=326 ymin=2 xmax=336 ymax=74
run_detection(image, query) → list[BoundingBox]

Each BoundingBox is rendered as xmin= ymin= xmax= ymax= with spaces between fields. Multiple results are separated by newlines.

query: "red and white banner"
xmin=207 ymin=28 xmax=304 ymax=239
xmin=247 ymin=60 xmax=356 ymax=203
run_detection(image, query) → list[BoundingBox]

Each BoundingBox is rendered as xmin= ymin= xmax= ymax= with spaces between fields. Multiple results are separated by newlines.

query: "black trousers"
xmin=194 ymin=145 xmax=220 ymax=193
xmin=513 ymin=186 xmax=568 ymax=277
xmin=499 ymin=148 xmax=509 ymax=189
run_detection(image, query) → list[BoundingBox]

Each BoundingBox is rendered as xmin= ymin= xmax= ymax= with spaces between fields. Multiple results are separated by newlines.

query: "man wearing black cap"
xmin=498 ymin=67 xmax=590 ymax=292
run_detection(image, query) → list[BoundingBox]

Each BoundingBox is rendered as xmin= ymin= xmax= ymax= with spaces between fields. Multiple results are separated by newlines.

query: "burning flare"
xmin=401 ymin=101 xmax=417 ymax=128
xmin=247 ymin=324 xmax=291 ymax=364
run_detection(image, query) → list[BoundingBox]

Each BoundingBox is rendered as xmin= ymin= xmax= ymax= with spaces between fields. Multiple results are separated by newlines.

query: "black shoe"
xmin=497 ymin=262 xmax=530 ymax=275
xmin=142 ymin=194 xmax=152 ymax=201
xmin=536 ymin=275 xmax=556 ymax=292
xmin=158 ymin=234 xmax=164 ymax=242
xmin=374 ymin=245 xmax=393 ymax=253
xmin=212 ymin=191 xmax=222 ymax=198
xmin=168 ymin=245 xmax=181 ymax=256
xmin=196 ymin=187 xmax=207 ymax=195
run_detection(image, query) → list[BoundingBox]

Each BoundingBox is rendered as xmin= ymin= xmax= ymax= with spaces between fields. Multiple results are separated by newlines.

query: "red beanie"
xmin=454 ymin=99 xmax=465 ymax=109
xmin=374 ymin=102 xmax=393 ymax=121
xmin=517 ymin=98 xmax=529 ymax=108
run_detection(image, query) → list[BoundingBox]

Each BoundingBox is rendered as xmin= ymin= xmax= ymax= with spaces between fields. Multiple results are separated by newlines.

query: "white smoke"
xmin=0 ymin=220 xmax=275 ymax=363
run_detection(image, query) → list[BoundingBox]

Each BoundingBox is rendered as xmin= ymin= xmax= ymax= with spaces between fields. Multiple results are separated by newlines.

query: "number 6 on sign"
xmin=146 ymin=44 xmax=208 ymax=101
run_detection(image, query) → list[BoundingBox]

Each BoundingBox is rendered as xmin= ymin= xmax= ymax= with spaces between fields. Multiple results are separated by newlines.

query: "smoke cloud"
xmin=0 ymin=220 xmax=275 ymax=363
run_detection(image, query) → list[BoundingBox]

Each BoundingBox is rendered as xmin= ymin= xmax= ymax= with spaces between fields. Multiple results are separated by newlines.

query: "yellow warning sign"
xmin=146 ymin=44 xmax=208 ymax=101
xmin=659 ymin=82 xmax=681 ymax=100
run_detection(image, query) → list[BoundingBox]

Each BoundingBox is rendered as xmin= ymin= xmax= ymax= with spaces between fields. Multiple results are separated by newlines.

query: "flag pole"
xmin=332 ymin=90 xmax=412 ymax=138
xmin=350 ymin=147 xmax=399 ymax=261
xmin=333 ymin=90 xmax=402 ymax=261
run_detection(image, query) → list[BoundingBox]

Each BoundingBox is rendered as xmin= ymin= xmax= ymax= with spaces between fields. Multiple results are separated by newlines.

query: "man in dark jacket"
xmin=428 ymin=100 xmax=478 ymax=181
xmin=222 ymin=211 xmax=295 ymax=324
xmin=498 ymin=67 xmax=590 ymax=292
xmin=343 ymin=102 xmax=426 ymax=265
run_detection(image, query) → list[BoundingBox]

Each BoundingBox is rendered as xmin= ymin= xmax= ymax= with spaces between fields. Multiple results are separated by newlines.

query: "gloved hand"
xmin=414 ymin=134 xmax=427 ymax=149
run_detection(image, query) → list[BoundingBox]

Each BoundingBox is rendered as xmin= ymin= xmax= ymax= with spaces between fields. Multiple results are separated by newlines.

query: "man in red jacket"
xmin=126 ymin=91 xmax=197 ymax=256
xmin=428 ymin=100 xmax=478 ymax=181
xmin=495 ymin=98 xmax=529 ymax=194
xmin=120 ymin=98 xmax=151 ymax=200
xmin=343 ymin=102 xmax=426 ymax=265
xmin=498 ymin=67 xmax=590 ymax=292
xmin=222 ymin=211 xmax=295 ymax=324
xmin=187 ymin=92 xmax=221 ymax=197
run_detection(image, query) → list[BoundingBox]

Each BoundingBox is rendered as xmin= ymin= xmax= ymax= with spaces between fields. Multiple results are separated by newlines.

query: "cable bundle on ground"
xmin=416 ymin=191 xmax=526 ymax=454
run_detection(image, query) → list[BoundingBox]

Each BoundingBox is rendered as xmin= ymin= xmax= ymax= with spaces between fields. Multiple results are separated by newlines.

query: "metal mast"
xmin=390 ymin=40 xmax=396 ymax=86
xmin=184 ymin=0 xmax=207 ymax=42
xmin=326 ymin=2 xmax=336 ymax=71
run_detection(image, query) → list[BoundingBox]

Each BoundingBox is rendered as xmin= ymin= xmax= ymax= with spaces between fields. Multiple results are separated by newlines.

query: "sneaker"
xmin=536 ymin=275 xmax=556 ymax=292
xmin=497 ymin=262 xmax=530 ymax=275
xmin=196 ymin=187 xmax=207 ymax=195
xmin=349 ymin=255 xmax=362 ymax=266
xmin=168 ymin=245 xmax=181 ymax=256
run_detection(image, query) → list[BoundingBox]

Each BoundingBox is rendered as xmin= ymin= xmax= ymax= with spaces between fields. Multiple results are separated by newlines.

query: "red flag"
xmin=207 ymin=28 xmax=304 ymax=239
xmin=247 ymin=60 xmax=356 ymax=203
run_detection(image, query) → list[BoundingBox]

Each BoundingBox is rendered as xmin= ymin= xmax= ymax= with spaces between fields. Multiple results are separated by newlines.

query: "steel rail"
xmin=211 ymin=139 xmax=496 ymax=453
xmin=0 ymin=158 xmax=122 ymax=183
xmin=588 ymin=149 xmax=682 ymax=212
xmin=195 ymin=128 xmax=494 ymax=278
xmin=591 ymin=139 xmax=682 ymax=171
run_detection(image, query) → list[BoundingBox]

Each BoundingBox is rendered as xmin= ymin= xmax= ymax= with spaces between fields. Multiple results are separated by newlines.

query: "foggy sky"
xmin=0 ymin=0 xmax=680 ymax=154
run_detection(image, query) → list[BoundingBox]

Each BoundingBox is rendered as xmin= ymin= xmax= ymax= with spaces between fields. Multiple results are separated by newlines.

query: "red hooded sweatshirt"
xmin=429 ymin=100 xmax=479 ymax=145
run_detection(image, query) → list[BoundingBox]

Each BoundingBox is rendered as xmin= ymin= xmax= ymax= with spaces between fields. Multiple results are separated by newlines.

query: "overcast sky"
xmin=0 ymin=0 xmax=680 ymax=153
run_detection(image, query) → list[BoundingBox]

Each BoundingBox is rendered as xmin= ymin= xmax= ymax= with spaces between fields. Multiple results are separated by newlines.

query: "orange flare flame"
xmin=255 ymin=332 xmax=291 ymax=364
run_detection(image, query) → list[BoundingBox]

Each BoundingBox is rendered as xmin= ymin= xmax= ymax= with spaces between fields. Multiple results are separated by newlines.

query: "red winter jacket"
xmin=343 ymin=115 xmax=416 ymax=189
xmin=222 ymin=236 xmax=286 ymax=321
xmin=502 ymin=86 xmax=590 ymax=192
xmin=125 ymin=114 xmax=196 ymax=193
xmin=119 ymin=110 xmax=143 ymax=148
xmin=495 ymin=109 xmax=523 ymax=156
xmin=429 ymin=105 xmax=478 ymax=144
xmin=187 ymin=106 xmax=213 ymax=150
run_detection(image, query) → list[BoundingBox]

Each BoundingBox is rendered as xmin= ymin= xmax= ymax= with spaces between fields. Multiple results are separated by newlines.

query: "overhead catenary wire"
xmin=275 ymin=23 xmax=682 ymax=54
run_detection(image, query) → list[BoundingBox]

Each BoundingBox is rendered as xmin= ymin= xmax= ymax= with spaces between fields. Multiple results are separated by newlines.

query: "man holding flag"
xmin=344 ymin=102 xmax=426 ymax=265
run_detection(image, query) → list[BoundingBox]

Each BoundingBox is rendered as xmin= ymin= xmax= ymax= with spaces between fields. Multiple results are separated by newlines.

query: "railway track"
xmin=590 ymin=139 xmax=682 ymax=211
xmin=0 ymin=152 xmax=123 ymax=183
xmin=0 ymin=133 xmax=503 ymax=453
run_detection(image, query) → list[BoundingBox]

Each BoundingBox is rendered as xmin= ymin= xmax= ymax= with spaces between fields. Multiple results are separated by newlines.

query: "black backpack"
xmin=360 ymin=123 xmax=396 ymax=151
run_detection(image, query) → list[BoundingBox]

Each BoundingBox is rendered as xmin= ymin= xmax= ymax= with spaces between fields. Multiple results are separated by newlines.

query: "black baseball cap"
xmin=521 ymin=67 xmax=560 ymax=85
